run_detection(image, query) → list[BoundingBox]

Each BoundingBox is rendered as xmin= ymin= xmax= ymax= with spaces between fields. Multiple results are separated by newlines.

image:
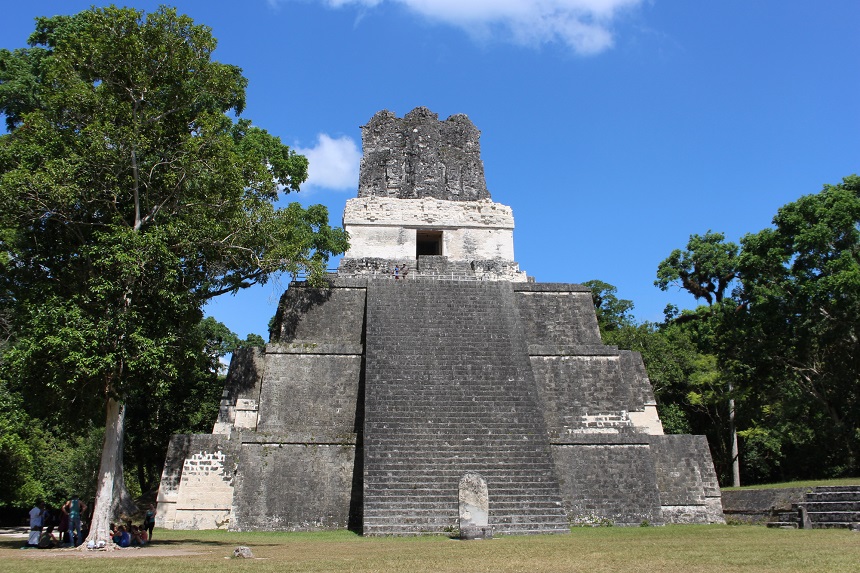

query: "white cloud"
xmin=294 ymin=134 xmax=361 ymax=191
xmin=299 ymin=0 xmax=644 ymax=54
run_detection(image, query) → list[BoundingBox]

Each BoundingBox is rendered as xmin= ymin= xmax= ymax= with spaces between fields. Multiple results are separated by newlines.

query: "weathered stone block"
xmin=551 ymin=441 xmax=664 ymax=526
xmin=157 ymin=435 xmax=238 ymax=530
xmin=649 ymin=434 xmax=725 ymax=524
xmin=231 ymin=443 xmax=356 ymax=531
xmin=256 ymin=353 xmax=361 ymax=433
xmin=271 ymin=286 xmax=366 ymax=344
xmin=459 ymin=472 xmax=492 ymax=540
xmin=358 ymin=107 xmax=490 ymax=202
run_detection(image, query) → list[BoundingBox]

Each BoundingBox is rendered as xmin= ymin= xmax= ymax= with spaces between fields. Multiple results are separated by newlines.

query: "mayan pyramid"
xmin=156 ymin=107 xmax=724 ymax=534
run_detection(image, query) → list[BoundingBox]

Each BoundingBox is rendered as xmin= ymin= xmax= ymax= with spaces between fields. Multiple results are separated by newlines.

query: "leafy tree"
xmin=0 ymin=382 xmax=41 ymax=507
xmin=582 ymin=279 xmax=634 ymax=334
xmin=0 ymin=6 xmax=347 ymax=547
xmin=0 ymin=381 xmax=103 ymax=510
xmin=652 ymin=176 xmax=860 ymax=485
xmin=655 ymin=232 xmax=743 ymax=485
xmin=736 ymin=175 xmax=860 ymax=475
xmin=124 ymin=317 xmax=259 ymax=494
xmin=655 ymin=231 xmax=739 ymax=306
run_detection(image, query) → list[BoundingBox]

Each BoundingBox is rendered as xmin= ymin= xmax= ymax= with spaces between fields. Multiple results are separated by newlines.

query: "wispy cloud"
xmin=294 ymin=134 xmax=361 ymax=192
xmin=280 ymin=0 xmax=643 ymax=54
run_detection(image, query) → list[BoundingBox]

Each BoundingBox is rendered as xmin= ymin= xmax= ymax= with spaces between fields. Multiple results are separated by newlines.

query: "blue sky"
xmin=3 ymin=1 xmax=858 ymax=340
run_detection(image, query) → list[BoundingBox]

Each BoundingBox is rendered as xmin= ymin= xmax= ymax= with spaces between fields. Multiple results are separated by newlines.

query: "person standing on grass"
xmin=144 ymin=503 xmax=156 ymax=540
xmin=63 ymin=494 xmax=86 ymax=547
xmin=57 ymin=505 xmax=69 ymax=545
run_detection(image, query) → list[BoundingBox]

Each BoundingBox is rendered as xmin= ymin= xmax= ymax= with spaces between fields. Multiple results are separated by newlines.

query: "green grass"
xmin=3 ymin=526 xmax=860 ymax=573
xmin=721 ymin=477 xmax=860 ymax=491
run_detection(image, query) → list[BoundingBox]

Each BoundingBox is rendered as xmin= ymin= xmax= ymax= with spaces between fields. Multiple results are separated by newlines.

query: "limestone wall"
xmin=720 ymin=487 xmax=808 ymax=524
xmin=620 ymin=351 xmax=664 ymax=435
xmin=227 ymin=283 xmax=367 ymax=531
xmin=271 ymin=285 xmax=367 ymax=344
xmin=256 ymin=349 xmax=362 ymax=433
xmin=232 ymin=440 xmax=357 ymax=531
xmin=516 ymin=284 xmax=635 ymax=435
xmin=342 ymin=196 xmax=516 ymax=262
xmin=156 ymin=435 xmax=238 ymax=530
xmin=513 ymin=285 xmax=603 ymax=346
xmin=213 ymin=348 xmax=265 ymax=434
xmin=532 ymin=355 xmax=635 ymax=434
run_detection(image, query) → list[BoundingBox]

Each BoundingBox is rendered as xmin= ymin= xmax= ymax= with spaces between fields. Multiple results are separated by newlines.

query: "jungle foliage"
xmin=0 ymin=5 xmax=347 ymax=526
xmin=587 ymin=175 xmax=860 ymax=485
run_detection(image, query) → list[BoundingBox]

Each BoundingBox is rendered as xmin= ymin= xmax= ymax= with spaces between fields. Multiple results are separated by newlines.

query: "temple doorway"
xmin=416 ymin=230 xmax=443 ymax=256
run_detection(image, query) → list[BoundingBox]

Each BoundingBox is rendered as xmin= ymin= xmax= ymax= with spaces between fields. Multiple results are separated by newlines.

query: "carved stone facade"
xmin=358 ymin=107 xmax=490 ymax=202
xmin=157 ymin=108 xmax=724 ymax=534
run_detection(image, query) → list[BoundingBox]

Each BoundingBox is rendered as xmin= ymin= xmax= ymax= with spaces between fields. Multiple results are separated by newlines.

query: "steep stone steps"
xmin=362 ymin=280 xmax=569 ymax=536
xmin=801 ymin=486 xmax=860 ymax=528
xmin=768 ymin=486 xmax=860 ymax=529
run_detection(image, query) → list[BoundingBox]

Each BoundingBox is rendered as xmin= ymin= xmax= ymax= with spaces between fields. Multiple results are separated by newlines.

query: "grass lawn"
xmin=721 ymin=477 xmax=860 ymax=491
xmin=2 ymin=525 xmax=858 ymax=573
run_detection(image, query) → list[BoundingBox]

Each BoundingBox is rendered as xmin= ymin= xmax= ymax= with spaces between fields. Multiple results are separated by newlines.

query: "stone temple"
xmin=156 ymin=107 xmax=724 ymax=535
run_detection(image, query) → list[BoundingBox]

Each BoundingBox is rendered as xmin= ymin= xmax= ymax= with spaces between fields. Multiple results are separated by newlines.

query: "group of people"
xmin=110 ymin=503 xmax=156 ymax=548
xmin=26 ymin=494 xmax=87 ymax=548
xmin=393 ymin=263 xmax=409 ymax=279
xmin=109 ymin=522 xmax=148 ymax=547
xmin=25 ymin=499 xmax=156 ymax=549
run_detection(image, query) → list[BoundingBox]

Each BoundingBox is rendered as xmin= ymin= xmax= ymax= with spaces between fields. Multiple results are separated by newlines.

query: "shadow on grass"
xmin=0 ymin=538 xmax=32 ymax=550
xmin=0 ymin=537 xmax=261 ymax=551
xmin=139 ymin=538 xmax=240 ymax=547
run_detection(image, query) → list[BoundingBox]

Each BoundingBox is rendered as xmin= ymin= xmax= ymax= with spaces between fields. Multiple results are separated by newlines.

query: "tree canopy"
xmin=0 ymin=5 xmax=347 ymax=544
xmin=736 ymin=175 xmax=860 ymax=474
xmin=655 ymin=231 xmax=739 ymax=306
xmin=641 ymin=175 xmax=860 ymax=484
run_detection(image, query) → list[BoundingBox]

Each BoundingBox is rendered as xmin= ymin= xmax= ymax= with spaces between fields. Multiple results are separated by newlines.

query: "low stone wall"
xmin=720 ymin=488 xmax=809 ymax=524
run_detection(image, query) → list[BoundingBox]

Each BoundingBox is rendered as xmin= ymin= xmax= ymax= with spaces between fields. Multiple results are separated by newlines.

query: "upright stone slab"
xmin=459 ymin=473 xmax=492 ymax=540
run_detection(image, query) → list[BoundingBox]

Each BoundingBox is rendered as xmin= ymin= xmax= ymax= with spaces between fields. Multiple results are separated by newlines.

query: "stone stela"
xmin=156 ymin=107 xmax=725 ymax=536
xmin=459 ymin=472 xmax=492 ymax=540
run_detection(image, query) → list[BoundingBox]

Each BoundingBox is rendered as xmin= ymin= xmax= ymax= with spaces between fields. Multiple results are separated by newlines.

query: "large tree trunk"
xmin=729 ymin=381 xmax=741 ymax=487
xmin=82 ymin=396 xmax=137 ymax=550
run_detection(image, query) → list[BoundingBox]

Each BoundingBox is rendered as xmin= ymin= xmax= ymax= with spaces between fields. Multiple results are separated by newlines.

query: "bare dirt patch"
xmin=0 ymin=528 xmax=205 ymax=558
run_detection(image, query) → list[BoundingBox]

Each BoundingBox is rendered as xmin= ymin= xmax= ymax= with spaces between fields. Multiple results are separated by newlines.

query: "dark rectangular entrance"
xmin=416 ymin=230 xmax=443 ymax=256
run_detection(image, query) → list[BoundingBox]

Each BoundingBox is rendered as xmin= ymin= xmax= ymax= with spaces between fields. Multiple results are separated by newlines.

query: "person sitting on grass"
xmin=130 ymin=524 xmax=147 ymax=546
xmin=112 ymin=525 xmax=130 ymax=548
xmin=38 ymin=526 xmax=58 ymax=549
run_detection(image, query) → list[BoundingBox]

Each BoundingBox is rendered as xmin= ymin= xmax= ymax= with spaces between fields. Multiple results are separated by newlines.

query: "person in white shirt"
xmin=27 ymin=501 xmax=45 ymax=547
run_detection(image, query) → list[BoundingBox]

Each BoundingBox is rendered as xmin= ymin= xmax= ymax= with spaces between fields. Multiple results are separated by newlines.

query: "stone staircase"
xmin=362 ymin=279 xmax=570 ymax=536
xmin=767 ymin=486 xmax=860 ymax=529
